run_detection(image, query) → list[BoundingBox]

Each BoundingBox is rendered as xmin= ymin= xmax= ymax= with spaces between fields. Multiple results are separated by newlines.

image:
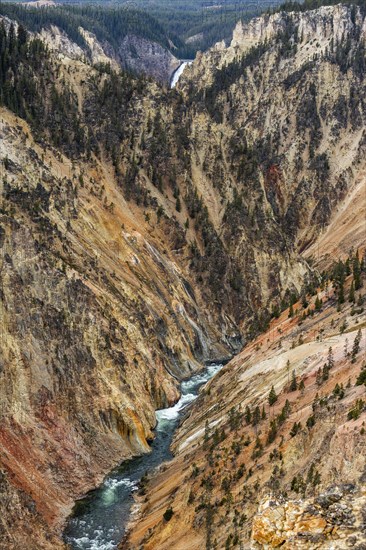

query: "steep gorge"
xmin=0 ymin=3 xmax=365 ymax=548
xmin=124 ymin=5 xmax=366 ymax=548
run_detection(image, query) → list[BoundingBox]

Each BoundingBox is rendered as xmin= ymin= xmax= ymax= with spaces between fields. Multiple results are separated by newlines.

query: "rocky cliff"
xmin=0 ymin=3 xmax=365 ymax=548
xmin=122 ymin=4 xmax=366 ymax=549
xmin=0 ymin=101 xmax=232 ymax=548
xmin=180 ymin=3 xmax=366 ymax=255
xmin=126 ymin=262 xmax=366 ymax=549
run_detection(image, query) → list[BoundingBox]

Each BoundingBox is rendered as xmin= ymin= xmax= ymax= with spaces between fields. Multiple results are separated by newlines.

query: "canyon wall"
xmin=0 ymin=3 xmax=365 ymax=548
xmin=123 ymin=5 xmax=366 ymax=549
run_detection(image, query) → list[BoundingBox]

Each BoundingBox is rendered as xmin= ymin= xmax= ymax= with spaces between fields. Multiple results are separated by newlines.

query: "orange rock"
xmin=296 ymin=515 xmax=327 ymax=534
xmin=252 ymin=507 xmax=286 ymax=546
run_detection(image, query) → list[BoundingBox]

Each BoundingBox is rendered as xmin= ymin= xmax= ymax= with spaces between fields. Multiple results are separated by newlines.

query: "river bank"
xmin=64 ymin=364 xmax=222 ymax=549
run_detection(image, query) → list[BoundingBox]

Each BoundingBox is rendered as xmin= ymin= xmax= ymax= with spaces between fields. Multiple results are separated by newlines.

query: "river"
xmin=64 ymin=363 xmax=222 ymax=550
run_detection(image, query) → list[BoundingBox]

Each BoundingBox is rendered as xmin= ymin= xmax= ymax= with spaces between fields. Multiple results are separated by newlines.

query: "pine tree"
xmin=283 ymin=398 xmax=291 ymax=418
xmin=306 ymin=415 xmax=315 ymax=428
xmin=345 ymin=258 xmax=351 ymax=276
xmin=286 ymin=359 xmax=290 ymax=383
xmin=351 ymin=329 xmax=362 ymax=363
xmin=356 ymin=368 xmax=366 ymax=386
xmin=338 ymin=282 xmax=345 ymax=305
xmin=267 ymin=419 xmax=277 ymax=444
xmin=289 ymin=370 xmax=297 ymax=391
xmin=268 ymin=386 xmax=278 ymax=407
xmin=316 ymin=367 xmax=322 ymax=386
xmin=271 ymin=303 xmax=280 ymax=319
xmin=333 ymin=383 xmax=344 ymax=399
xmin=289 ymin=303 xmax=294 ymax=318
xmin=252 ymin=405 xmax=260 ymax=426
xmin=157 ymin=205 xmax=164 ymax=223
xmin=327 ymin=347 xmax=334 ymax=369
xmin=353 ymin=251 xmax=362 ymax=290
xmin=315 ymin=295 xmax=322 ymax=311
xmin=290 ymin=422 xmax=301 ymax=437
xmin=349 ymin=280 xmax=355 ymax=303
xmin=228 ymin=406 xmax=240 ymax=431
xmin=322 ymin=363 xmax=330 ymax=382
xmin=344 ymin=338 xmax=349 ymax=359
xmin=245 ymin=405 xmax=252 ymax=425
xmin=17 ymin=24 xmax=27 ymax=48
xmin=261 ymin=405 xmax=266 ymax=420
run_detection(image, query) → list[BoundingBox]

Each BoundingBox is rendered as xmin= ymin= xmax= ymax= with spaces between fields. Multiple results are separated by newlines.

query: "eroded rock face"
xmin=251 ymin=485 xmax=366 ymax=549
xmin=1 ymin=3 xmax=366 ymax=548
xmin=39 ymin=25 xmax=85 ymax=60
xmin=40 ymin=24 xmax=180 ymax=84
xmin=179 ymin=4 xmax=366 ymax=257
xmin=117 ymin=34 xmax=180 ymax=84
xmin=125 ymin=280 xmax=366 ymax=550
xmin=252 ymin=498 xmax=329 ymax=547
xmin=231 ymin=4 xmax=364 ymax=52
xmin=0 ymin=110 xmax=228 ymax=548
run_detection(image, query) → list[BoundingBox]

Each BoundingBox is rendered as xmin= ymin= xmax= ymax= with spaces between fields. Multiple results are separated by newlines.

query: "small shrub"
xmin=347 ymin=399 xmax=365 ymax=421
xmin=163 ymin=507 xmax=174 ymax=521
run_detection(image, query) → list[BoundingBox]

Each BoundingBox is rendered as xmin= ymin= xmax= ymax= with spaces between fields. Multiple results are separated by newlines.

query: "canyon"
xmin=0 ymin=2 xmax=365 ymax=549
xmin=126 ymin=265 xmax=366 ymax=549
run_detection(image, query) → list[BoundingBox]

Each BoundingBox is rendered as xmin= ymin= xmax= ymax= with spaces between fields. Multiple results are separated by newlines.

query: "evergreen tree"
xmin=17 ymin=24 xmax=27 ymax=47
xmin=316 ymin=367 xmax=322 ymax=386
xmin=351 ymin=329 xmax=362 ymax=363
xmin=306 ymin=415 xmax=315 ymax=428
xmin=245 ymin=405 xmax=252 ymax=425
xmin=315 ymin=295 xmax=322 ymax=311
xmin=327 ymin=347 xmax=334 ymax=369
xmin=338 ymin=282 xmax=345 ymax=305
xmin=267 ymin=419 xmax=277 ymax=444
xmin=228 ymin=406 xmax=240 ymax=431
xmin=349 ymin=280 xmax=355 ymax=303
xmin=278 ymin=399 xmax=291 ymax=425
xmin=332 ymin=383 xmax=344 ymax=399
xmin=289 ymin=370 xmax=297 ymax=391
xmin=322 ymin=363 xmax=330 ymax=382
xmin=290 ymin=421 xmax=301 ymax=437
xmin=283 ymin=398 xmax=291 ymax=416
xmin=353 ymin=251 xmax=362 ymax=290
xmin=252 ymin=405 xmax=261 ymax=426
xmin=345 ymin=258 xmax=351 ymax=276
xmin=268 ymin=386 xmax=278 ymax=407
xmin=355 ymin=368 xmax=366 ymax=386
